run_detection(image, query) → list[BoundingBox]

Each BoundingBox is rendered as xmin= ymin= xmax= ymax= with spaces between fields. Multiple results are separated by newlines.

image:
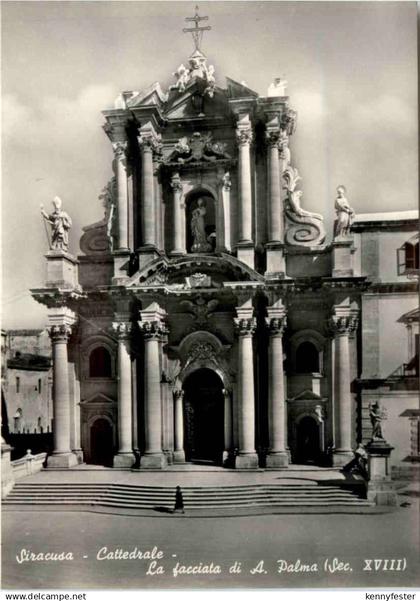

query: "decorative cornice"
xmin=234 ymin=317 xmax=256 ymax=336
xmin=47 ymin=324 xmax=72 ymax=343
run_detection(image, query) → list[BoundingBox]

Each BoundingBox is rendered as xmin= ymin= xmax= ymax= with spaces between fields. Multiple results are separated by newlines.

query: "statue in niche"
xmin=40 ymin=196 xmax=72 ymax=252
xmin=190 ymin=198 xmax=212 ymax=253
xmin=334 ymin=185 xmax=355 ymax=238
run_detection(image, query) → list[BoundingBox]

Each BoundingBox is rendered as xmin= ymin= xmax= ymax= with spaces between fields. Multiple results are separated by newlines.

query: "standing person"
xmin=174 ymin=485 xmax=185 ymax=514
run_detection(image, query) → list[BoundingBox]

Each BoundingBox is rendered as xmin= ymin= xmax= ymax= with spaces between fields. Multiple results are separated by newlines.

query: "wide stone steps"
xmin=4 ymin=482 xmax=371 ymax=508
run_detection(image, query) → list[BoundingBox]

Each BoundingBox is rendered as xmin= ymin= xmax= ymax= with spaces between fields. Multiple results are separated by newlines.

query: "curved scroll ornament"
xmin=282 ymin=166 xmax=326 ymax=247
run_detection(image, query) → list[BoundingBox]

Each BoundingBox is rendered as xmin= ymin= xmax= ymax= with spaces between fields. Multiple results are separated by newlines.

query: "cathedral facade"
xmin=32 ymin=29 xmax=419 ymax=471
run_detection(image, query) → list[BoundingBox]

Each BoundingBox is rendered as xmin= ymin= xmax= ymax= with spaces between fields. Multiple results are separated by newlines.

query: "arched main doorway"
xmin=295 ymin=416 xmax=321 ymax=464
xmin=90 ymin=418 xmax=114 ymax=467
xmin=183 ymin=368 xmax=224 ymax=465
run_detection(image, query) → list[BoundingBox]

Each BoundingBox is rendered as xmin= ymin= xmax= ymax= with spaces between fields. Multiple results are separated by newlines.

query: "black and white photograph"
xmin=1 ymin=0 xmax=419 ymax=594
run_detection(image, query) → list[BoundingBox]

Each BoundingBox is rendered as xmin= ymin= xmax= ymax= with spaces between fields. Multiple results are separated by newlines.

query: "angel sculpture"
xmin=171 ymin=64 xmax=190 ymax=92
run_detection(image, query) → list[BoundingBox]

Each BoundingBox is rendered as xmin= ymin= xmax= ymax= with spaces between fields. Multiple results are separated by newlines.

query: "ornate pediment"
xmin=126 ymin=82 xmax=168 ymax=109
xmin=80 ymin=392 xmax=116 ymax=405
xmin=126 ymin=254 xmax=264 ymax=290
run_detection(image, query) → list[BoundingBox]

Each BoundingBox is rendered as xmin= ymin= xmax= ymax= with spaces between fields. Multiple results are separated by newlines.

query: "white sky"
xmin=2 ymin=1 xmax=418 ymax=329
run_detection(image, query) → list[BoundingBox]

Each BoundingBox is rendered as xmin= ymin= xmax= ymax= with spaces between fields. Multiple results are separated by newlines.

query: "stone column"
xmin=266 ymin=311 xmax=288 ymax=468
xmin=112 ymin=141 xmax=129 ymax=251
xmin=236 ymin=124 xmax=253 ymax=244
xmin=138 ymin=125 xmax=161 ymax=249
xmin=112 ymin=321 xmax=136 ymax=467
xmin=170 ymin=172 xmax=186 ymax=255
xmin=266 ymin=129 xmax=282 ymax=243
xmin=173 ymin=389 xmax=185 ymax=463
xmin=47 ymin=325 xmax=77 ymax=468
xmin=234 ymin=312 xmax=258 ymax=469
xmin=223 ymin=388 xmax=233 ymax=464
xmin=330 ymin=311 xmax=358 ymax=466
xmin=138 ymin=314 xmax=167 ymax=469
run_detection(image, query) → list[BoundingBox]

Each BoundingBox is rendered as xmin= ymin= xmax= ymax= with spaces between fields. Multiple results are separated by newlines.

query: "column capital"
xmin=112 ymin=141 xmax=128 ymax=160
xmin=173 ymin=388 xmax=184 ymax=400
xmin=234 ymin=317 xmax=256 ymax=337
xmin=111 ymin=321 xmax=132 ymax=340
xmin=265 ymin=128 xmax=281 ymax=148
xmin=137 ymin=126 xmax=162 ymax=155
xmin=266 ymin=314 xmax=287 ymax=336
xmin=329 ymin=312 xmax=359 ymax=336
xmin=47 ymin=324 xmax=72 ymax=343
xmin=138 ymin=319 xmax=168 ymax=340
xmin=236 ymin=126 xmax=253 ymax=146
xmin=170 ymin=172 xmax=183 ymax=193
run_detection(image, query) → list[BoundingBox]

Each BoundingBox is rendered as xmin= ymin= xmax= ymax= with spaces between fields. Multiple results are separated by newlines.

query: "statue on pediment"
xmin=171 ymin=64 xmax=190 ymax=93
xmin=334 ymin=185 xmax=355 ymax=238
xmin=41 ymin=196 xmax=72 ymax=252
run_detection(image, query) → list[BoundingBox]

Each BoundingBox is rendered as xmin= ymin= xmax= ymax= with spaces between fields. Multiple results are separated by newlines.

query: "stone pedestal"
xmin=236 ymin=241 xmax=255 ymax=270
xmin=138 ymin=247 xmax=161 ymax=270
xmin=112 ymin=249 xmax=130 ymax=283
xmin=1 ymin=437 xmax=14 ymax=499
xmin=265 ymin=242 xmax=285 ymax=278
xmin=366 ymin=440 xmax=397 ymax=506
xmin=332 ymin=238 xmax=354 ymax=278
xmin=45 ymin=251 xmax=79 ymax=289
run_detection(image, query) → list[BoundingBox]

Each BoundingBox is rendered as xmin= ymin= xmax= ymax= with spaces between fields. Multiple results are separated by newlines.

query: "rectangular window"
xmin=16 ymin=376 xmax=20 ymax=393
xmin=38 ymin=378 xmax=42 ymax=394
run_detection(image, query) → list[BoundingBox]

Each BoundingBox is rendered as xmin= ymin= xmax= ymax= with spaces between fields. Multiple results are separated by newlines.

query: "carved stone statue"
xmin=171 ymin=64 xmax=190 ymax=92
xmin=282 ymin=167 xmax=326 ymax=247
xmin=191 ymin=198 xmax=212 ymax=253
xmin=370 ymin=402 xmax=385 ymax=440
xmin=334 ymin=185 xmax=355 ymax=238
xmin=267 ymin=77 xmax=288 ymax=97
xmin=41 ymin=196 xmax=72 ymax=252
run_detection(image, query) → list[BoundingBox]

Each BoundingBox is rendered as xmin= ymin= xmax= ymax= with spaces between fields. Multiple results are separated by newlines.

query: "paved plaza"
xmin=2 ymin=480 xmax=419 ymax=590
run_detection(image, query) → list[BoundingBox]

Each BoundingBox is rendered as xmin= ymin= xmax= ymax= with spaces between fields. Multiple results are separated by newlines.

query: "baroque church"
xmin=31 ymin=10 xmax=419 ymax=472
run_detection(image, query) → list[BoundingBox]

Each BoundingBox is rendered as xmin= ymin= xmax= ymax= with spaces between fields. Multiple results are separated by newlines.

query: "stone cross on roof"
xmin=183 ymin=5 xmax=211 ymax=52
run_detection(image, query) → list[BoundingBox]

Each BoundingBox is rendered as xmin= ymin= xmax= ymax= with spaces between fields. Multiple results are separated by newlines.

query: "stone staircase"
xmin=3 ymin=481 xmax=372 ymax=510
